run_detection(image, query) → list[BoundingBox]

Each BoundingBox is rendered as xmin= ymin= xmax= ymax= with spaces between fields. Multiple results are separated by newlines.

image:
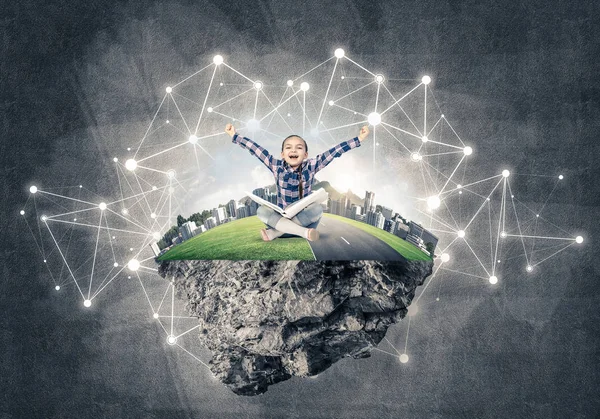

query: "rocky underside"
xmin=158 ymin=259 xmax=433 ymax=396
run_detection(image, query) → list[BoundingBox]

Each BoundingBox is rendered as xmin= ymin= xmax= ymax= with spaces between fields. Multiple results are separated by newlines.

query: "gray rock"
xmin=158 ymin=259 xmax=433 ymax=396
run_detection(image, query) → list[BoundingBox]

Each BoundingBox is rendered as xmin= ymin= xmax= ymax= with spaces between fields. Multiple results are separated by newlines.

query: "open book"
xmin=245 ymin=188 xmax=328 ymax=219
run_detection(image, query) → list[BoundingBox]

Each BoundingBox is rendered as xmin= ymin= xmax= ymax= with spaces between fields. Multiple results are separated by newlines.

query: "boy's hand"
xmin=358 ymin=125 xmax=370 ymax=141
xmin=225 ymin=123 xmax=236 ymax=137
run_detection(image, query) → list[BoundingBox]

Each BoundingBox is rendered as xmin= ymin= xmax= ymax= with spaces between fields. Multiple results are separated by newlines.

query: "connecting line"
xmin=504 ymin=234 xmax=577 ymax=241
xmin=438 ymin=155 xmax=466 ymax=195
xmin=380 ymin=121 xmax=422 ymax=140
xmin=415 ymin=262 xmax=442 ymax=304
xmin=463 ymin=178 xmax=504 ymax=231
xmin=372 ymin=347 xmax=400 ymax=358
xmin=156 ymin=282 xmax=171 ymax=315
xmin=384 ymin=337 xmax=401 ymax=355
xmin=37 ymin=190 xmax=97 ymax=206
xmin=492 ymin=180 xmax=506 ymax=276
xmin=222 ymin=62 xmax=255 ymax=83
xmin=424 ymin=82 xmax=427 ymax=136
xmin=293 ymin=56 xmax=335 ymax=81
xmin=134 ymin=94 xmax=168 ymax=159
xmin=171 ymin=278 xmax=176 ymax=336
xmin=420 ymin=150 xmax=464 ymax=158
xmin=443 ymin=118 xmax=466 ymax=147
xmin=462 ymin=238 xmax=491 ymax=277
xmin=260 ymin=89 xmax=294 ymax=132
xmin=175 ymin=325 xmax=202 ymax=340
xmin=91 ymin=264 xmax=127 ymax=300
xmin=381 ymin=82 xmax=423 ymax=116
xmin=380 ymin=83 xmax=422 ymax=134
xmin=169 ymin=94 xmax=192 ymax=135
xmin=175 ymin=343 xmax=212 ymax=370
xmin=135 ymin=271 xmax=155 ymax=313
xmin=319 ymin=120 xmax=367 ymax=133
xmin=87 ymin=211 xmax=104 ymax=299
xmin=46 ymin=218 xmax=151 ymax=236
xmin=439 ymin=267 xmax=488 ymax=280
xmin=531 ymin=242 xmax=576 ymax=267
xmin=332 ymin=80 xmax=376 ymax=104
xmin=44 ymin=221 xmax=85 ymax=299
xmin=403 ymin=315 xmax=412 ymax=354
xmin=507 ymin=180 xmax=531 ymax=265
xmin=259 ymin=89 xmax=301 ymax=122
xmin=537 ymin=179 xmax=560 ymax=216
xmin=345 ymin=56 xmax=375 ymax=76
xmin=136 ymin=141 xmax=188 ymax=164
xmin=427 ymin=116 xmax=444 ymax=137
xmin=194 ymin=64 xmax=218 ymax=134
xmin=194 ymin=141 xmax=215 ymax=161
xmin=212 ymin=87 xmax=255 ymax=109
xmin=380 ymin=124 xmax=412 ymax=153
xmin=315 ymin=58 xmax=339 ymax=126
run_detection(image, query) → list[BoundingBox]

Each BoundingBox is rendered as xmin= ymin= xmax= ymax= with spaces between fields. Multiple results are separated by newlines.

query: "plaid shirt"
xmin=233 ymin=133 xmax=361 ymax=209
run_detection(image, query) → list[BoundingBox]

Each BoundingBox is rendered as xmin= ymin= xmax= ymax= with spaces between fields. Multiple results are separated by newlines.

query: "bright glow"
xmin=167 ymin=335 xmax=177 ymax=345
xmin=399 ymin=354 xmax=409 ymax=363
xmin=152 ymin=186 xmax=157 ymax=191
xmin=152 ymin=232 xmax=161 ymax=241
xmin=167 ymin=169 xmax=176 ymax=179
xmin=407 ymin=305 xmax=418 ymax=317
xmin=150 ymin=213 xmax=157 ymax=219
xmin=368 ymin=112 xmax=381 ymax=126
xmin=207 ymin=107 xmax=213 ymax=113
xmin=188 ymin=135 xmax=198 ymax=144
xmin=153 ymin=313 xmax=159 ymax=319
xmin=427 ymin=195 xmax=441 ymax=210
xmin=166 ymin=86 xmax=172 ymax=93
xmin=441 ymin=253 xmax=450 ymax=263
xmin=213 ymin=55 xmax=223 ymax=65
xmin=502 ymin=170 xmax=510 ymax=178
xmin=456 ymin=184 xmax=462 ymax=189
xmin=300 ymin=82 xmax=310 ymax=91
xmin=113 ymin=262 xmax=118 ymax=267
xmin=526 ymin=265 xmax=533 ymax=272
xmin=41 ymin=215 xmax=48 ymax=222
xmin=20 ymin=210 xmax=25 ymax=216
xmin=121 ymin=208 xmax=129 ymax=215
xmin=29 ymin=186 xmax=38 ymax=194
xmin=411 ymin=152 xmax=422 ymax=162
xmin=334 ymin=48 xmax=345 ymax=58
xmin=287 ymin=80 xmax=293 ymax=87
xmin=575 ymin=236 xmax=583 ymax=244
xmin=55 ymin=285 xmax=60 ymax=291
xmin=500 ymin=231 xmax=507 ymax=238
xmin=125 ymin=159 xmax=137 ymax=171
xmin=113 ymin=157 xmax=118 ymax=162
xmin=98 ymin=202 xmax=107 ymax=211
xmin=254 ymin=81 xmax=263 ymax=90
xmin=457 ymin=230 xmax=465 ymax=238
xmin=558 ymin=174 xmax=564 ymax=180
xmin=422 ymin=75 xmax=431 ymax=85
xmin=463 ymin=146 xmax=473 ymax=156
xmin=83 ymin=299 xmax=92 ymax=308
xmin=328 ymin=100 xmax=334 ymax=106
xmin=247 ymin=119 xmax=260 ymax=132
xmin=489 ymin=275 xmax=498 ymax=284
xmin=127 ymin=259 xmax=140 ymax=271
xmin=375 ymin=74 xmax=384 ymax=84
xmin=422 ymin=135 xmax=428 ymax=143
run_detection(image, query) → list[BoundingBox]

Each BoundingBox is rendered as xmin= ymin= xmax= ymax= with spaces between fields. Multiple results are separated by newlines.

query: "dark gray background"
xmin=2 ymin=1 xmax=599 ymax=417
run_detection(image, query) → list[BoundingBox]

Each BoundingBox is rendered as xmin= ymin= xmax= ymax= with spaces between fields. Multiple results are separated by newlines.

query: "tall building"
xmin=407 ymin=221 xmax=438 ymax=256
xmin=381 ymin=206 xmax=393 ymax=221
xmin=248 ymin=201 xmax=258 ymax=216
xmin=350 ymin=205 xmax=362 ymax=220
xmin=149 ymin=242 xmax=161 ymax=257
xmin=366 ymin=210 xmax=384 ymax=229
xmin=252 ymin=188 xmax=266 ymax=199
xmin=237 ymin=206 xmax=248 ymax=219
xmin=227 ymin=199 xmax=237 ymax=218
xmin=212 ymin=207 xmax=226 ymax=225
xmin=363 ymin=191 xmax=375 ymax=215
xmin=204 ymin=216 xmax=216 ymax=230
xmin=180 ymin=220 xmax=197 ymax=241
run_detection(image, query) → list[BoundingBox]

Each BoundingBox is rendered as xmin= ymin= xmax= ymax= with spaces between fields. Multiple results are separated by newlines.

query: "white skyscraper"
xmin=212 ymin=207 xmax=227 ymax=225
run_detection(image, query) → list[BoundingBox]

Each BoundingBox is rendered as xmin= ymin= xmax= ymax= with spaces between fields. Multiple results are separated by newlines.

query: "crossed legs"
xmin=256 ymin=202 xmax=323 ymax=241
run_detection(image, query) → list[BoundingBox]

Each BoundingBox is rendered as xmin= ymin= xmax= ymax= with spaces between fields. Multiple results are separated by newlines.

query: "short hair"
xmin=281 ymin=135 xmax=308 ymax=153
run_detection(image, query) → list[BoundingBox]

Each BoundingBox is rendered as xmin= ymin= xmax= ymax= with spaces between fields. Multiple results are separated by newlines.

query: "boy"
xmin=225 ymin=123 xmax=370 ymax=241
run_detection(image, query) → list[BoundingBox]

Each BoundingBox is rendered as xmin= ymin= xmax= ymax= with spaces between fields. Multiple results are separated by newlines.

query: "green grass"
xmin=158 ymin=216 xmax=315 ymax=261
xmin=323 ymin=213 xmax=433 ymax=261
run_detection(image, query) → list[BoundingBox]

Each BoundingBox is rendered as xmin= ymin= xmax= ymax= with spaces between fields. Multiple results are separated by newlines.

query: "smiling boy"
xmin=226 ymin=123 xmax=370 ymax=241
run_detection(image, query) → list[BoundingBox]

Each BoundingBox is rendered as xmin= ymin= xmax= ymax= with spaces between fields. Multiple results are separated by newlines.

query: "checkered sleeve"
xmin=232 ymin=133 xmax=278 ymax=172
xmin=312 ymin=137 xmax=361 ymax=173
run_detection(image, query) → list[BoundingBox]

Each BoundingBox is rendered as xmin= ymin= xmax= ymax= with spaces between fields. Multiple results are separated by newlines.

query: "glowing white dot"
xmin=511 ymin=195 xmax=514 ymax=198
xmin=500 ymin=231 xmax=507 ymax=238
xmin=441 ymin=253 xmax=450 ymax=263
xmin=207 ymin=107 xmax=213 ymax=113
xmin=558 ymin=174 xmax=564 ymax=180
xmin=166 ymin=86 xmax=172 ymax=93
xmin=300 ymin=82 xmax=310 ymax=91
xmin=254 ymin=81 xmax=263 ymax=90
xmin=29 ymin=186 xmax=38 ymax=194
xmin=502 ymin=170 xmax=510 ymax=178
xmin=536 ymin=214 xmax=539 ymax=218
xmin=153 ymin=313 xmax=159 ymax=319
xmin=334 ymin=48 xmax=345 ymax=58
xmin=113 ymin=157 xmax=118 ymax=162
xmin=79 ymin=185 xmax=83 ymax=188
xmin=219 ymin=82 xmax=223 ymax=86
xmin=407 ymin=304 xmax=418 ymax=317
xmin=127 ymin=259 xmax=140 ymax=271
xmin=376 ymin=142 xmax=379 ymax=146
xmin=213 ymin=55 xmax=223 ymax=65
xmin=375 ymin=74 xmax=384 ymax=84
xmin=399 ymin=354 xmax=409 ymax=363
xmin=112 ymin=236 xmax=115 ymax=239
xmin=463 ymin=146 xmax=473 ymax=156
xmin=167 ymin=335 xmax=177 ymax=345
xmin=55 ymin=285 xmax=60 ymax=291
xmin=427 ymin=195 xmax=441 ymax=210
xmin=422 ymin=135 xmax=428 ymax=143
xmin=341 ymin=76 xmax=345 ymax=80
xmin=152 ymin=232 xmax=161 ymax=241
xmin=73 ymin=218 xmax=76 ymax=221
xmin=457 ymin=230 xmax=465 ymax=238
xmin=122 ymin=208 xmax=129 ymax=215
xmin=166 ymin=120 xmax=170 ymax=124
xmin=20 ymin=210 xmax=25 ymax=216
xmin=441 ymin=114 xmax=445 ymax=118
xmin=83 ymin=299 xmax=92 ymax=308
xmin=368 ymin=112 xmax=381 ymax=126
xmin=436 ymin=297 xmax=440 ymax=301
xmin=41 ymin=215 xmax=48 ymax=222
xmin=166 ymin=169 xmax=176 ymax=179
xmin=150 ymin=213 xmax=157 ymax=219
xmin=188 ymin=135 xmax=198 ymax=144
xmin=411 ymin=152 xmax=422 ymax=162
xmin=489 ymin=275 xmax=498 ymax=284
xmin=43 ymin=259 xmax=47 ymax=263
xmin=526 ymin=265 xmax=533 ymax=272
xmin=247 ymin=119 xmax=260 ymax=132
xmin=113 ymin=262 xmax=118 ymax=267
xmin=422 ymin=75 xmax=431 ymax=85
xmin=287 ymin=80 xmax=293 ymax=87
xmin=98 ymin=202 xmax=107 ymax=211
xmin=328 ymin=100 xmax=334 ymax=106
xmin=456 ymin=184 xmax=462 ymax=189
xmin=287 ymin=113 xmax=291 ymax=117
xmin=125 ymin=159 xmax=137 ymax=171
xmin=575 ymin=236 xmax=583 ymax=244
xmin=127 ymin=147 xmax=131 ymax=151
xmin=152 ymin=186 xmax=157 ymax=191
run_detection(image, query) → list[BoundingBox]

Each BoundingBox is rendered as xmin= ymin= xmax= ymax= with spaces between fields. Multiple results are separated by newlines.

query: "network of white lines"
xmin=21 ymin=48 xmax=584 ymax=369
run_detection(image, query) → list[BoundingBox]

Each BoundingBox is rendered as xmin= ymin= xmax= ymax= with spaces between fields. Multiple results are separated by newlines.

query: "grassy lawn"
xmin=158 ymin=216 xmax=315 ymax=261
xmin=323 ymin=213 xmax=433 ymax=261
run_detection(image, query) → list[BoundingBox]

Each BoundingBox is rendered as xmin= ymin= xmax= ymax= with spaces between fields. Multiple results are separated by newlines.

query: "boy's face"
xmin=281 ymin=136 xmax=308 ymax=169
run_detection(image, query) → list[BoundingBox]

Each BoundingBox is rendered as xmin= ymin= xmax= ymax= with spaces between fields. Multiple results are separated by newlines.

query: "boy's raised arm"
xmin=313 ymin=125 xmax=370 ymax=173
xmin=225 ymin=123 xmax=277 ymax=172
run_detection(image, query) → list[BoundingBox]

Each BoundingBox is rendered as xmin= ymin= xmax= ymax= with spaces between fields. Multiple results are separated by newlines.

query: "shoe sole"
xmin=260 ymin=229 xmax=271 ymax=241
xmin=306 ymin=228 xmax=319 ymax=241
